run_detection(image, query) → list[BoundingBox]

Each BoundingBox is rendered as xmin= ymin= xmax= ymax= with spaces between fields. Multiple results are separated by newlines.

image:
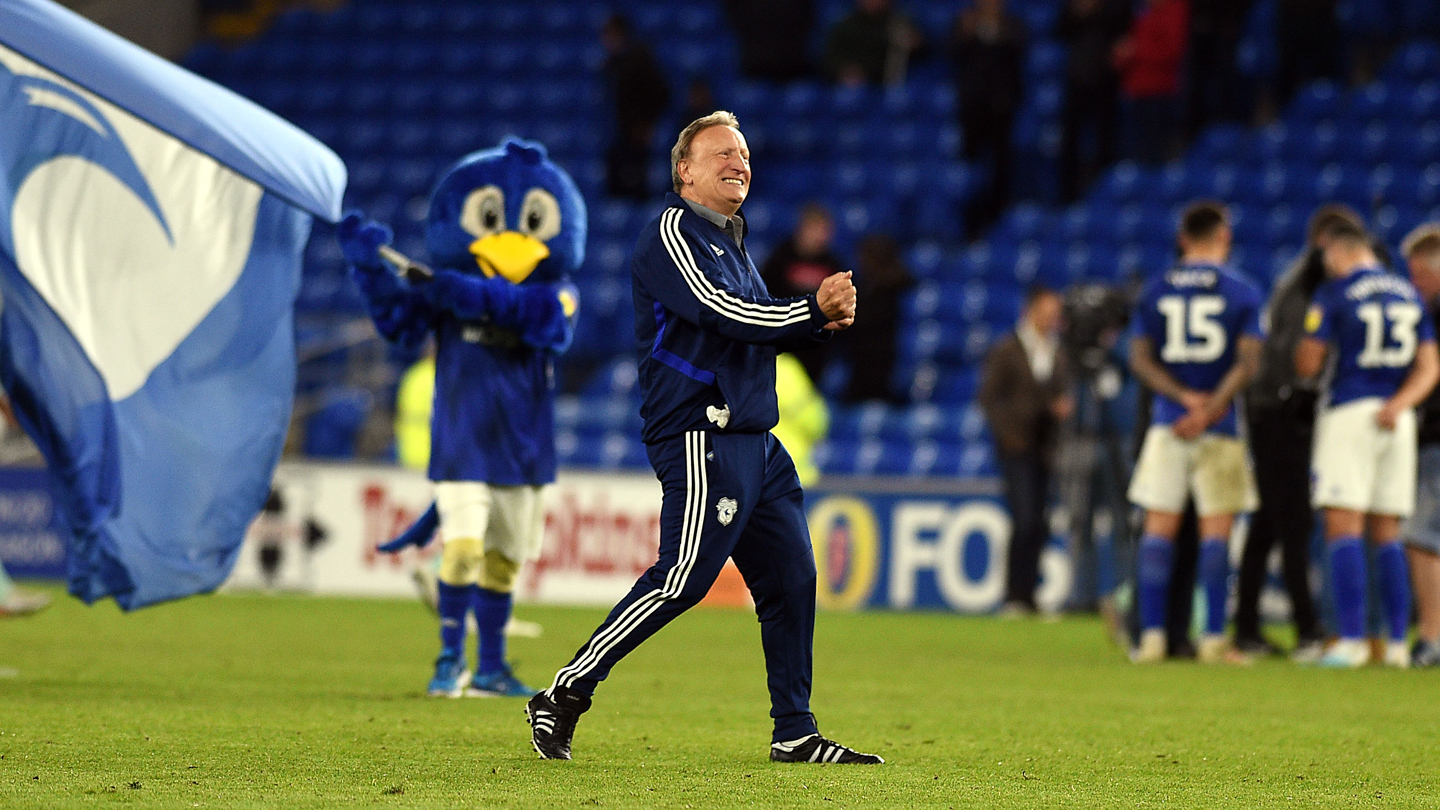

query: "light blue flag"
xmin=0 ymin=0 xmax=346 ymax=608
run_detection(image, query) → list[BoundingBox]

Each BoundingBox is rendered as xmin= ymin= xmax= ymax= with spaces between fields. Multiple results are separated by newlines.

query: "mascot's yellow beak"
xmin=470 ymin=232 xmax=550 ymax=283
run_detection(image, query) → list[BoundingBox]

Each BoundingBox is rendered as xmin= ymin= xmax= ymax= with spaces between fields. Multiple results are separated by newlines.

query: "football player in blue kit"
xmin=1127 ymin=202 xmax=1264 ymax=664
xmin=1297 ymin=221 xmax=1440 ymax=668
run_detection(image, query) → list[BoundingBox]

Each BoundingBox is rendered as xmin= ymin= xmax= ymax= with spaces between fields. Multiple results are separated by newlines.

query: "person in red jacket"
xmin=1112 ymin=0 xmax=1190 ymax=164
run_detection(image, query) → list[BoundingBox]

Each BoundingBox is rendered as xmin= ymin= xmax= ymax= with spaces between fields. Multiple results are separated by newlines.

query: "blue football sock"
xmin=474 ymin=586 xmax=512 ymax=675
xmin=1137 ymin=534 xmax=1174 ymax=631
xmin=1374 ymin=541 xmax=1412 ymax=643
xmin=1199 ymin=538 xmax=1229 ymax=636
xmin=437 ymin=581 xmax=468 ymax=657
xmin=1328 ymin=537 xmax=1367 ymax=641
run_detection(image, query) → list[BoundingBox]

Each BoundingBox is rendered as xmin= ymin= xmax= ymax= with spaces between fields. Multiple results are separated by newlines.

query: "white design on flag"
xmin=716 ymin=497 xmax=737 ymax=526
xmin=22 ymin=86 xmax=105 ymax=135
xmin=658 ymin=208 xmax=810 ymax=327
xmin=1 ymin=45 xmax=262 ymax=402
xmin=552 ymin=431 xmax=707 ymax=690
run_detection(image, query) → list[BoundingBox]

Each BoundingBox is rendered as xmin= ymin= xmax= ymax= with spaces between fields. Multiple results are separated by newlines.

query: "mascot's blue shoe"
xmin=427 ymin=652 xmax=472 ymax=698
xmin=466 ymin=666 xmax=539 ymax=698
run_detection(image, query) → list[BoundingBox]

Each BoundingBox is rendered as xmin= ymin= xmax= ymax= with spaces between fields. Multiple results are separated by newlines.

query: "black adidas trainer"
xmin=525 ymin=687 xmax=591 ymax=760
xmin=770 ymin=735 xmax=884 ymax=764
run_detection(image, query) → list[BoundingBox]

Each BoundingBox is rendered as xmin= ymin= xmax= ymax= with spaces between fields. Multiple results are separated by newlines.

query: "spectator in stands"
xmin=1058 ymin=0 xmax=1131 ymax=203
xmin=1112 ymin=0 xmax=1190 ymax=165
xmin=979 ymin=287 xmax=1074 ymax=617
xmin=1275 ymin=0 xmax=1341 ymax=110
xmin=1403 ymin=223 xmax=1440 ymax=668
xmin=840 ymin=233 xmax=916 ymax=403
xmin=1184 ymin=0 xmax=1254 ymax=139
xmin=602 ymin=14 xmax=670 ymax=200
xmin=726 ymin=0 xmax=816 ymax=82
xmin=1231 ymin=205 xmax=1360 ymax=661
xmin=774 ymin=353 xmax=830 ymax=486
xmin=952 ymin=0 xmax=1028 ymax=237
xmin=822 ymin=0 xmax=925 ymax=87
xmin=762 ymin=204 xmax=848 ymax=383
xmin=681 ymin=78 xmax=717 ymax=127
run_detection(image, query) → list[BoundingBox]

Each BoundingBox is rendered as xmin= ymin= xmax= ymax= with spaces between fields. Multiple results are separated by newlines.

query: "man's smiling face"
xmin=678 ymin=125 xmax=751 ymax=217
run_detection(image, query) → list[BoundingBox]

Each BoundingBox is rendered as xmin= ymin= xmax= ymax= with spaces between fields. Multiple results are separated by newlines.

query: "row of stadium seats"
xmin=255 ymin=0 xmax=1440 ymax=473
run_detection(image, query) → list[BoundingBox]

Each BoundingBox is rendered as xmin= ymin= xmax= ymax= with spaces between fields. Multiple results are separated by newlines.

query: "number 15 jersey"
xmin=1305 ymin=265 xmax=1435 ymax=407
xmin=1133 ymin=263 xmax=1264 ymax=436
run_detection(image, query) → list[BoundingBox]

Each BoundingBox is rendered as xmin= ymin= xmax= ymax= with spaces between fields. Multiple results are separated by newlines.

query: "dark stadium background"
xmin=166 ymin=0 xmax=1440 ymax=482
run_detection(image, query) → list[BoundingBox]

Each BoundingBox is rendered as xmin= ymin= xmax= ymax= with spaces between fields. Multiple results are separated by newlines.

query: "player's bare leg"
xmin=1407 ymin=546 xmax=1440 ymax=665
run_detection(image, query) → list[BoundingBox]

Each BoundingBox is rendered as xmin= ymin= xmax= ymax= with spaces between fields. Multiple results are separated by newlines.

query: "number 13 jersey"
xmin=1133 ymin=262 xmax=1264 ymax=436
xmin=1306 ymin=265 xmax=1436 ymax=408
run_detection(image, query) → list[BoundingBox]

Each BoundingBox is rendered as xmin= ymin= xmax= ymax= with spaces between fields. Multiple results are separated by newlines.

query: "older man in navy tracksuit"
xmin=526 ymin=112 xmax=881 ymax=764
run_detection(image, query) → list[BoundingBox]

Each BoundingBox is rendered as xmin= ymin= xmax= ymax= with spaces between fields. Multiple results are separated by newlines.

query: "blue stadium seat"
xmin=1349 ymin=82 xmax=1397 ymax=123
xmin=1191 ymin=124 xmax=1251 ymax=163
xmin=1092 ymin=161 xmax=1153 ymax=203
xmin=1027 ymin=40 xmax=1065 ymax=81
xmin=1384 ymin=41 xmax=1440 ymax=85
xmin=994 ymin=203 xmax=1051 ymax=243
xmin=1395 ymin=81 xmax=1440 ymax=125
xmin=1288 ymin=80 xmax=1344 ymax=123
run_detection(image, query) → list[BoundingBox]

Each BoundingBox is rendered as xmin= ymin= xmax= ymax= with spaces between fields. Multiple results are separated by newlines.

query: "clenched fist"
xmin=817 ymin=271 xmax=857 ymax=331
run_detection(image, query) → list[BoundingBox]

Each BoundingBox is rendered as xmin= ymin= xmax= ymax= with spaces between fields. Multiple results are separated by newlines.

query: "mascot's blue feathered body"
xmin=340 ymin=138 xmax=585 ymax=490
xmin=338 ymin=138 xmax=585 ymax=696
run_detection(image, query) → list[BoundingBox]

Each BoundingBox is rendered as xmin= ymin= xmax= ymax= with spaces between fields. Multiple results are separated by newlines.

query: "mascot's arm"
xmin=430 ymin=271 xmax=579 ymax=353
xmin=337 ymin=212 xmax=434 ymax=349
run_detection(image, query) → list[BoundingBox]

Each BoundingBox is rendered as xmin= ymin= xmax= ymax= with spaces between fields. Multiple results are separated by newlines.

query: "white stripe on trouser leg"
xmin=553 ymin=432 xmax=708 ymax=690
xmin=553 ymin=432 xmax=706 ymax=687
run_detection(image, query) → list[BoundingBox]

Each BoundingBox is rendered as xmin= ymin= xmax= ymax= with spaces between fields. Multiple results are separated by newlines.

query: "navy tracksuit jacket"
xmin=551 ymin=194 xmax=830 ymax=742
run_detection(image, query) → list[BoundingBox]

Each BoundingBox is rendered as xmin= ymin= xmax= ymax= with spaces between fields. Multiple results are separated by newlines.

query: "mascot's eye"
xmin=459 ymin=185 xmax=505 ymax=238
xmin=518 ymin=188 xmax=562 ymax=243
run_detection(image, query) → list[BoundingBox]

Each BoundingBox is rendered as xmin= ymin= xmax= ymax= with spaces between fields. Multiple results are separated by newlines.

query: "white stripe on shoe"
xmin=552 ymin=431 xmax=709 ymax=690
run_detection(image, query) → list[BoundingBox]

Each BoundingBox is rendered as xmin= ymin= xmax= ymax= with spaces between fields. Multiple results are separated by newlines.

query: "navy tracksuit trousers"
xmin=550 ymin=429 xmax=820 ymax=742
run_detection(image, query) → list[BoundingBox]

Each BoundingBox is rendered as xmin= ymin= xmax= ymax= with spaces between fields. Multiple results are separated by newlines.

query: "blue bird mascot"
xmin=338 ymin=139 xmax=585 ymax=698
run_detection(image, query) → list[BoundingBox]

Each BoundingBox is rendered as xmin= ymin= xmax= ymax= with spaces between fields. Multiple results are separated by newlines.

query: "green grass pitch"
xmin=3 ymin=587 xmax=1440 ymax=809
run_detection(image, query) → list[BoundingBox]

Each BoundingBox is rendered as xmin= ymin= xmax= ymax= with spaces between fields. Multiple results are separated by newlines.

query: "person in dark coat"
xmin=761 ymin=204 xmax=848 ymax=384
xmin=726 ymin=0 xmax=816 ymax=81
xmin=1232 ymin=205 xmax=1362 ymax=661
xmin=1057 ymin=0 xmax=1131 ymax=202
xmin=980 ymin=287 xmax=1074 ymax=614
xmin=952 ymin=0 xmax=1027 ymax=237
xmin=602 ymin=15 xmax=670 ymax=200
xmin=840 ymin=233 xmax=916 ymax=403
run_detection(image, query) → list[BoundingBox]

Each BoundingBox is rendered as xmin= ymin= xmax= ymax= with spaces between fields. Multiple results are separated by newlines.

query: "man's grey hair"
xmin=1402 ymin=223 xmax=1440 ymax=269
xmin=670 ymin=110 xmax=741 ymax=193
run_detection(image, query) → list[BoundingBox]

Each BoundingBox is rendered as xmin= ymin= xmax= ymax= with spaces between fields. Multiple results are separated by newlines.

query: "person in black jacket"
xmin=1231 ymin=204 xmax=1362 ymax=660
xmin=1402 ymin=223 xmax=1440 ymax=667
xmin=1057 ymin=0 xmax=1131 ymax=203
xmin=761 ymin=204 xmax=848 ymax=384
xmin=840 ymin=233 xmax=916 ymax=403
xmin=952 ymin=0 xmax=1027 ymax=237
xmin=602 ymin=15 xmax=670 ymax=200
